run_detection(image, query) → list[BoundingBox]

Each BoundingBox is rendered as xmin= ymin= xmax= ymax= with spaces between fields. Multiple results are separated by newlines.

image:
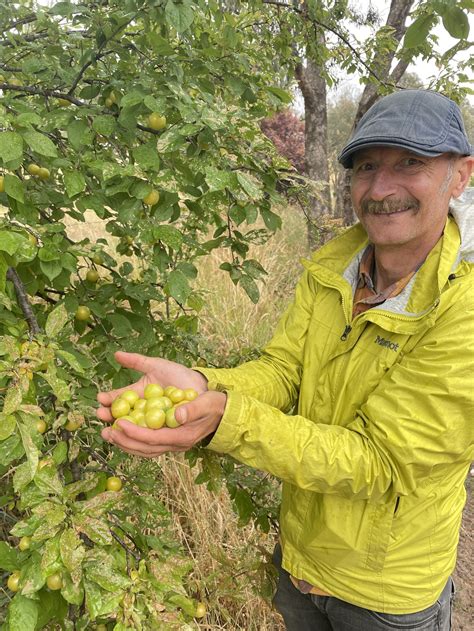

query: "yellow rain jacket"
xmin=199 ymin=207 xmax=473 ymax=614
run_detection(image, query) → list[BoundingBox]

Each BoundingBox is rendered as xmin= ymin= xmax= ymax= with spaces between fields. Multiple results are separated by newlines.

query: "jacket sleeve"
xmin=206 ymin=293 xmax=474 ymax=502
xmin=197 ymin=268 xmax=316 ymax=414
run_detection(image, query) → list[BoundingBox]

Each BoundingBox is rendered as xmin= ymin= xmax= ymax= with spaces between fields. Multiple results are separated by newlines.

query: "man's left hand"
xmin=100 ymin=390 xmax=226 ymax=458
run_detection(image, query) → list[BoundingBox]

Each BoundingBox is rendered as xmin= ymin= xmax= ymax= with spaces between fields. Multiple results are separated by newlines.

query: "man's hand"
xmin=100 ymin=390 xmax=226 ymax=458
xmin=96 ymin=351 xmax=208 ymax=424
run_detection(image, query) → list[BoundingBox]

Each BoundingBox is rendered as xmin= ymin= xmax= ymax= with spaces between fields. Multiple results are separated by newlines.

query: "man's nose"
xmin=366 ymin=167 xmax=398 ymax=201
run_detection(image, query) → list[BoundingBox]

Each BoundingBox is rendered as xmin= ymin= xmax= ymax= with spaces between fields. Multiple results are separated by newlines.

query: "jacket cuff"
xmin=206 ymin=390 xmax=243 ymax=454
xmin=192 ymin=367 xmax=233 ymax=393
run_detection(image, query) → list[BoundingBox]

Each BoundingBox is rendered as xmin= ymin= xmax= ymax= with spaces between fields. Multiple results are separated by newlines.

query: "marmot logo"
xmin=375 ymin=335 xmax=399 ymax=352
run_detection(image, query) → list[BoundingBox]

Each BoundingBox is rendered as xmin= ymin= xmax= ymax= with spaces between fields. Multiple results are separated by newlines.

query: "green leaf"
xmin=0 ymin=230 xmax=24 ymax=256
xmin=7 ymin=595 xmax=38 ymax=631
xmin=108 ymin=314 xmax=134 ymax=338
xmin=3 ymin=382 xmax=22 ymax=415
xmin=64 ymin=171 xmax=86 ymax=198
xmin=152 ymin=225 xmax=183 ymax=250
xmin=236 ymin=172 xmax=263 ymax=200
xmin=205 ymin=167 xmax=236 ymax=192
xmin=0 ymin=541 xmax=19 ymax=571
xmin=0 ymin=132 xmax=23 ymax=163
xmin=60 ymin=528 xmax=85 ymax=584
xmin=41 ymin=367 xmax=71 ymax=401
xmin=165 ymin=0 xmax=195 ymax=33
xmin=166 ymin=270 xmax=191 ymax=303
xmin=17 ymin=416 xmax=39 ymax=482
xmin=92 ymin=115 xmax=116 ymax=136
xmin=0 ymin=414 xmax=16 ymax=440
xmin=56 ymin=350 xmax=84 ymax=374
xmin=22 ymin=130 xmax=58 ymax=157
xmin=67 ymin=120 xmax=92 ymax=150
xmin=260 ymin=207 xmax=282 ymax=231
xmin=239 ymin=275 xmax=260 ymax=304
xmin=39 ymin=259 xmax=63 ymax=282
xmin=404 ymin=14 xmax=438 ymax=48
xmin=73 ymin=514 xmax=112 ymax=545
xmin=45 ymin=303 xmax=68 ymax=338
xmin=132 ymin=144 xmax=161 ymax=170
xmin=442 ymin=6 xmax=469 ymax=39
xmin=147 ymin=31 xmax=175 ymax=55
xmin=84 ymin=578 xmax=123 ymax=619
xmin=4 ymin=174 xmax=25 ymax=203
xmin=14 ymin=461 xmax=35 ymax=492
xmin=266 ymin=86 xmax=292 ymax=103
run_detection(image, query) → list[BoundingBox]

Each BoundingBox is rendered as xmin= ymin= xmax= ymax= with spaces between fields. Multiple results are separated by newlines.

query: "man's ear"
xmin=451 ymin=157 xmax=474 ymax=198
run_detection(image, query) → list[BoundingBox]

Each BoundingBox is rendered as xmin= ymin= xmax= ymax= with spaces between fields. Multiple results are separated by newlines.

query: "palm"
xmin=97 ymin=352 xmax=207 ymax=421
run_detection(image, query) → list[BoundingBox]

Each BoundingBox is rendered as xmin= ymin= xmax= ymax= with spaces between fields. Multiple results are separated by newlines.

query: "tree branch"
xmin=6 ymin=268 xmax=41 ymax=335
xmin=0 ymin=82 xmax=85 ymax=106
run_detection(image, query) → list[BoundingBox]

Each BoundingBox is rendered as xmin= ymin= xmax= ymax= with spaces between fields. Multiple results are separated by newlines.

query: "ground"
xmin=452 ymin=476 xmax=472 ymax=630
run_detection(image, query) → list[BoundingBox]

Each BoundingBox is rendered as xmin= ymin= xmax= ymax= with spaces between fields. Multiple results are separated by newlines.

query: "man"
xmin=98 ymin=90 xmax=473 ymax=630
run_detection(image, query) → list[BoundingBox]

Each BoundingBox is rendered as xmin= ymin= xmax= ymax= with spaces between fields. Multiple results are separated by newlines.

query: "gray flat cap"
xmin=338 ymin=90 xmax=473 ymax=168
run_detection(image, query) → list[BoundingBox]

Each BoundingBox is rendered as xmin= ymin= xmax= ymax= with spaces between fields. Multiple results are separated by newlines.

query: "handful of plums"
xmin=110 ymin=384 xmax=198 ymax=430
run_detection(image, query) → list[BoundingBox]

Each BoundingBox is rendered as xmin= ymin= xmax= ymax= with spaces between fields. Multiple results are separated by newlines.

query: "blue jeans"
xmin=272 ymin=544 xmax=454 ymax=630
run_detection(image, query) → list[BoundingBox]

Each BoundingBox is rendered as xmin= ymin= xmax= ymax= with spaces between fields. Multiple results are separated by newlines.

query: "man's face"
xmin=350 ymin=147 xmax=470 ymax=250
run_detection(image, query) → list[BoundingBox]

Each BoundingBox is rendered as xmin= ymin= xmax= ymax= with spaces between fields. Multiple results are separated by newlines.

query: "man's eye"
xmin=356 ymin=162 xmax=375 ymax=172
xmin=401 ymin=158 xmax=423 ymax=167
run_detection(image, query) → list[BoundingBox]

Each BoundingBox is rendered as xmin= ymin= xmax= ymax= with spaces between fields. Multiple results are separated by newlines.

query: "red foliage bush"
xmin=261 ymin=109 xmax=305 ymax=174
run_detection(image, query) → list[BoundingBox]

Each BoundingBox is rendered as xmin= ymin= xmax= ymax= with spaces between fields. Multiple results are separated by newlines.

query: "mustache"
xmin=361 ymin=198 xmax=420 ymax=214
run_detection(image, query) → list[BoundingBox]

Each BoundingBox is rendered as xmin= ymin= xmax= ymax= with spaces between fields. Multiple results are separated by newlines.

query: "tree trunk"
xmin=296 ymin=57 xmax=331 ymax=249
xmin=338 ymin=0 xmax=415 ymax=225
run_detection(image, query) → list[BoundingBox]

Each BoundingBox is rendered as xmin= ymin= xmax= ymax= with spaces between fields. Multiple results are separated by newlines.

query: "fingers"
xmin=114 ymin=351 xmax=160 ymax=373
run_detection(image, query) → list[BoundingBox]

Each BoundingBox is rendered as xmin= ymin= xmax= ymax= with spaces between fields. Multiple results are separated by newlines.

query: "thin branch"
xmin=0 ymin=82 xmax=85 ymax=106
xmin=68 ymin=17 xmax=137 ymax=95
xmin=5 ymin=13 xmax=37 ymax=32
xmin=6 ymin=268 xmax=41 ymax=335
xmin=110 ymin=529 xmax=141 ymax=562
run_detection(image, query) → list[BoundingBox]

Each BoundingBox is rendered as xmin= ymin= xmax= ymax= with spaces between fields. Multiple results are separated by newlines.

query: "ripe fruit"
xmin=92 ymin=253 xmax=104 ymax=265
xmin=7 ymin=571 xmax=20 ymax=592
xmin=10 ymin=77 xmax=22 ymax=86
xmin=38 ymin=167 xmax=50 ymax=180
xmin=145 ymin=397 xmax=167 ymax=412
xmin=129 ymin=409 xmax=146 ymax=425
xmin=36 ymin=419 xmax=47 ymax=434
xmin=57 ymin=98 xmax=71 ymax=107
xmin=134 ymin=398 xmax=147 ymax=412
xmin=195 ymin=602 xmax=207 ymax=618
xmin=65 ymin=418 xmax=81 ymax=431
xmin=27 ymin=163 xmax=41 ymax=176
xmin=169 ymin=388 xmax=185 ymax=404
xmin=143 ymin=383 xmax=164 ymax=399
xmin=28 ymin=233 xmax=38 ymax=246
xmin=96 ymin=625 xmax=108 ymax=631
xmin=75 ymin=305 xmax=91 ymax=321
xmin=18 ymin=536 xmax=31 ymax=551
xmin=0 ymin=176 xmax=4 ymax=193
xmin=106 ymin=476 xmax=122 ymax=492
xmin=86 ymin=269 xmax=99 ymax=283
xmin=184 ymin=388 xmax=198 ymax=401
xmin=145 ymin=408 xmax=166 ymax=429
xmin=111 ymin=398 xmax=130 ymax=419
xmin=120 ymin=390 xmax=140 ymax=406
xmin=105 ymin=97 xmax=114 ymax=108
xmin=165 ymin=408 xmax=179 ymax=428
xmin=147 ymin=113 xmax=166 ymax=131
xmin=46 ymin=573 xmax=63 ymax=590
xmin=142 ymin=189 xmax=160 ymax=206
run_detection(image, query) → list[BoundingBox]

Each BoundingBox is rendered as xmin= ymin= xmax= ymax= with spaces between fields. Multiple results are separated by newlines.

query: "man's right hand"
xmin=96 ymin=351 xmax=208 ymax=424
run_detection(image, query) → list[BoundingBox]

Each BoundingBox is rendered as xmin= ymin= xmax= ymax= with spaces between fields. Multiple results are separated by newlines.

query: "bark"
xmin=296 ymin=56 xmax=331 ymax=250
xmin=338 ymin=0 xmax=415 ymax=225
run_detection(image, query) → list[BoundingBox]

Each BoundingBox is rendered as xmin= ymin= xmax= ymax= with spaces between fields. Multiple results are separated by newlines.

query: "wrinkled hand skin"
xmin=97 ymin=351 xmax=226 ymax=458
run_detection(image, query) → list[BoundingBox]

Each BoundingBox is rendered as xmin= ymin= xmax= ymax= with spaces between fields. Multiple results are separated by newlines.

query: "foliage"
xmin=0 ymin=0 xmax=294 ymax=628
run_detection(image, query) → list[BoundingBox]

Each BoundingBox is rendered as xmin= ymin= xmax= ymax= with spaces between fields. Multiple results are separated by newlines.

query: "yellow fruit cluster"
xmin=111 ymin=384 xmax=198 ymax=430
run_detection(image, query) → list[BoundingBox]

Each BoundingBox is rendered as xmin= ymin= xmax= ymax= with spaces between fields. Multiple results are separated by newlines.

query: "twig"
xmin=0 ymin=83 xmax=85 ymax=106
xmin=110 ymin=529 xmax=141 ymax=562
xmin=6 ymin=268 xmax=41 ymax=335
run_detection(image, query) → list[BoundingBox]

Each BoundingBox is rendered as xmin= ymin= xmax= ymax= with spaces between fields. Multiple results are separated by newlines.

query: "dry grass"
xmin=195 ymin=206 xmax=310 ymax=364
